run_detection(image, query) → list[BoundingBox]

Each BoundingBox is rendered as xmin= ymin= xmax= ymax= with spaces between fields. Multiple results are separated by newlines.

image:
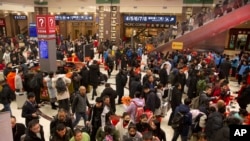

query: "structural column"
xmin=35 ymin=7 xmax=57 ymax=72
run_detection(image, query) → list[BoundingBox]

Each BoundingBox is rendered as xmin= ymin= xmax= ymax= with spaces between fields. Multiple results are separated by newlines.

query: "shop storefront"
xmin=122 ymin=14 xmax=177 ymax=45
xmin=227 ymin=28 xmax=250 ymax=51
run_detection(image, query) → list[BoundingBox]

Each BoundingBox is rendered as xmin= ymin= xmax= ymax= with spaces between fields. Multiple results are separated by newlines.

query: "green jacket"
xmin=70 ymin=132 xmax=90 ymax=141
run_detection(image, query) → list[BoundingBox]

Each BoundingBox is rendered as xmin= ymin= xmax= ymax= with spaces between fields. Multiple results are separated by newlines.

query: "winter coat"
xmin=12 ymin=123 xmax=26 ymax=141
xmin=50 ymin=115 xmax=73 ymax=134
xmin=145 ymin=91 xmax=157 ymax=113
xmin=6 ymin=71 xmax=16 ymax=91
xmin=237 ymin=86 xmax=250 ymax=109
xmin=174 ymin=104 xmax=192 ymax=136
xmin=159 ymin=68 xmax=168 ymax=86
xmin=101 ymin=87 xmax=117 ymax=113
xmin=149 ymin=120 xmax=166 ymax=141
xmin=72 ymin=93 xmax=90 ymax=113
xmin=116 ymin=72 xmax=128 ymax=95
xmin=171 ymin=87 xmax=182 ymax=110
xmin=213 ymin=125 xmax=230 ymax=141
xmin=187 ymin=75 xmax=198 ymax=99
xmin=126 ymin=98 xmax=145 ymax=123
xmin=129 ymin=79 xmax=142 ymax=98
xmin=80 ymin=67 xmax=89 ymax=87
xmin=89 ymin=105 xmax=104 ymax=128
xmin=88 ymin=64 xmax=100 ymax=87
xmin=220 ymin=60 xmax=231 ymax=77
xmin=154 ymin=89 xmax=164 ymax=116
xmin=44 ymin=77 xmax=57 ymax=99
xmin=55 ymin=75 xmax=71 ymax=101
xmin=1 ymin=83 xmax=14 ymax=104
xmin=205 ymin=111 xmax=224 ymax=141
xmin=24 ymin=125 xmax=45 ymax=141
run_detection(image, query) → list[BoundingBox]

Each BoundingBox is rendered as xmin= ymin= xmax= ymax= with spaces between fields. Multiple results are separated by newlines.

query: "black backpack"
xmin=171 ymin=112 xmax=186 ymax=129
xmin=56 ymin=77 xmax=67 ymax=93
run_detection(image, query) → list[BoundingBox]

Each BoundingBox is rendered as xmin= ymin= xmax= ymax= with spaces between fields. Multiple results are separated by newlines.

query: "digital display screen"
xmin=124 ymin=15 xmax=176 ymax=24
xmin=39 ymin=40 xmax=49 ymax=59
xmin=55 ymin=15 xmax=93 ymax=21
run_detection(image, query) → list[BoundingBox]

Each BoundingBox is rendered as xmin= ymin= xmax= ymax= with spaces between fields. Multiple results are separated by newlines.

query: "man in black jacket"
xmin=11 ymin=115 xmax=26 ymax=141
xmin=24 ymin=119 xmax=45 ymax=141
xmin=89 ymin=97 xmax=103 ymax=141
xmin=116 ymin=69 xmax=128 ymax=104
xmin=101 ymin=83 xmax=117 ymax=113
xmin=50 ymin=108 xmax=74 ymax=135
xmin=21 ymin=92 xmax=40 ymax=127
xmin=0 ymin=80 xmax=15 ymax=115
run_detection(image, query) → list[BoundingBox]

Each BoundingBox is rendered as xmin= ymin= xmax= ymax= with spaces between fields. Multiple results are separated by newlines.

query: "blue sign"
xmin=124 ymin=15 xmax=176 ymax=24
xmin=39 ymin=40 xmax=49 ymax=59
xmin=29 ymin=23 xmax=37 ymax=37
xmin=55 ymin=15 xmax=93 ymax=21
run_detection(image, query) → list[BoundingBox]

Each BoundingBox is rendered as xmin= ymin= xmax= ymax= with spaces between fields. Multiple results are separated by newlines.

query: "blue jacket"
xmin=174 ymin=104 xmax=192 ymax=136
xmin=238 ymin=65 xmax=249 ymax=75
xmin=231 ymin=57 xmax=239 ymax=68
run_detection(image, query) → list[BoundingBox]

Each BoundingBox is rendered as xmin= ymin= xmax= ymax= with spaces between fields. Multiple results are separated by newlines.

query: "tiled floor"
xmin=0 ymin=54 xmax=246 ymax=141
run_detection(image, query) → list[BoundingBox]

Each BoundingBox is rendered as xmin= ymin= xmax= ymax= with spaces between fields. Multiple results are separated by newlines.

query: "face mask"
xmin=124 ymin=120 xmax=130 ymax=124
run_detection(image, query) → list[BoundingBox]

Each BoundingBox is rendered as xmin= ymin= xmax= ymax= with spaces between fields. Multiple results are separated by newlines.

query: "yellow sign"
xmin=172 ymin=42 xmax=183 ymax=50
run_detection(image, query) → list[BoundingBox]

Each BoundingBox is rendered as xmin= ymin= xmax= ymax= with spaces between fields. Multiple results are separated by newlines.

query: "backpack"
xmin=191 ymin=95 xmax=200 ymax=109
xmin=171 ymin=111 xmax=186 ymax=129
xmin=56 ymin=77 xmax=67 ymax=93
xmin=155 ymin=93 xmax=161 ymax=109
xmin=132 ymin=101 xmax=144 ymax=123
xmin=196 ymin=79 xmax=206 ymax=95
xmin=191 ymin=113 xmax=204 ymax=133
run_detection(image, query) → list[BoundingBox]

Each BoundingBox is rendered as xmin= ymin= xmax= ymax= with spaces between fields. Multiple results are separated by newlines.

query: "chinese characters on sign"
xmin=124 ymin=15 xmax=176 ymax=24
xmin=55 ymin=15 xmax=93 ymax=21
xmin=13 ymin=15 xmax=27 ymax=20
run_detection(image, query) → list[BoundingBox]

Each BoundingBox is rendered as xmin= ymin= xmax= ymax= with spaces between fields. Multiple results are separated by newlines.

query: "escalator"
xmin=154 ymin=4 xmax=250 ymax=53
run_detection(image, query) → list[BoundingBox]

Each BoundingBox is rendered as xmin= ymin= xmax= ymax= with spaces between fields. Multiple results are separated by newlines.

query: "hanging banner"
xmin=96 ymin=0 xmax=120 ymax=4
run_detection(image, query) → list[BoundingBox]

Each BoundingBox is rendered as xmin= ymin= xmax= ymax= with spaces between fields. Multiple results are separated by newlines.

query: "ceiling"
xmin=0 ymin=0 xmax=217 ymax=14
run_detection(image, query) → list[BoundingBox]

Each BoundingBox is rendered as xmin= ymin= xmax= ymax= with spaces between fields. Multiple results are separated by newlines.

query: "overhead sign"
xmin=14 ymin=15 xmax=27 ymax=20
xmin=96 ymin=0 xmax=120 ymax=4
xmin=124 ymin=15 xmax=176 ymax=24
xmin=36 ymin=15 xmax=56 ymax=36
xmin=172 ymin=42 xmax=183 ymax=50
xmin=55 ymin=15 xmax=93 ymax=21
xmin=29 ymin=23 xmax=37 ymax=37
xmin=183 ymin=0 xmax=213 ymax=4
xmin=124 ymin=23 xmax=170 ymax=28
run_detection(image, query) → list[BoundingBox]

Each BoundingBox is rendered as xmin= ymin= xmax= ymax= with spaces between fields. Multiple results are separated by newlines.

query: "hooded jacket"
xmin=126 ymin=98 xmax=145 ymax=123
xmin=174 ymin=104 xmax=192 ymax=136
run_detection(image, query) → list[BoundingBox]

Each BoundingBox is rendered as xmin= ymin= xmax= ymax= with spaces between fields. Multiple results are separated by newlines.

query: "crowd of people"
xmin=1 ymin=28 xmax=250 ymax=141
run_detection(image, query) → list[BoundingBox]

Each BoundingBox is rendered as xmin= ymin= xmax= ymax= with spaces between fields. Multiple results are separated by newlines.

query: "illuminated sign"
xmin=124 ymin=15 xmax=176 ymax=24
xmin=14 ymin=15 xmax=27 ymax=20
xmin=55 ymin=15 xmax=93 ymax=21
xmin=39 ymin=40 xmax=49 ymax=59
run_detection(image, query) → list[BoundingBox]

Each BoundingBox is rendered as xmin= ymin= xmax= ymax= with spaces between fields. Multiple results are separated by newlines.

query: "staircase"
xmin=154 ymin=4 xmax=250 ymax=53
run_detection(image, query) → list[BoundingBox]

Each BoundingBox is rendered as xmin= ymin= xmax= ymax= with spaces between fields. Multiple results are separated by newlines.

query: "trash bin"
xmin=16 ymin=91 xmax=27 ymax=109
